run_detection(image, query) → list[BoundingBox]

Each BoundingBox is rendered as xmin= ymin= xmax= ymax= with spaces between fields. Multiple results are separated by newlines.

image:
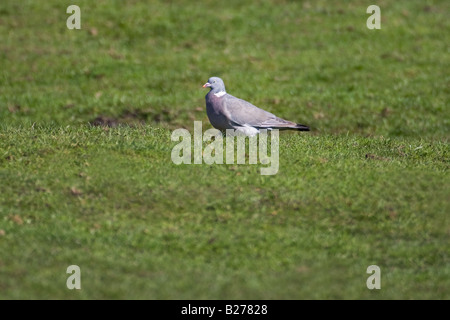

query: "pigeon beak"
xmin=202 ymin=82 xmax=211 ymax=88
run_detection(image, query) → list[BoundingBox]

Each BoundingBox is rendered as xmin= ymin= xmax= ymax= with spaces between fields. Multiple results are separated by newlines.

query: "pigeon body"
xmin=203 ymin=77 xmax=309 ymax=136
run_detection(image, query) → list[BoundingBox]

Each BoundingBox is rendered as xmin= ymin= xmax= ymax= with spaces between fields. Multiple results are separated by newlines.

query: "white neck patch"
xmin=214 ymin=91 xmax=226 ymax=97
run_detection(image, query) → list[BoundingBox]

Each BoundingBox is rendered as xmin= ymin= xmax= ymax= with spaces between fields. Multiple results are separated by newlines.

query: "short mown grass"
xmin=0 ymin=0 xmax=449 ymax=299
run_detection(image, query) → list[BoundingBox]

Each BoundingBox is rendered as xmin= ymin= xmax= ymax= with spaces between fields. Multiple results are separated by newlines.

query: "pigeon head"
xmin=202 ymin=77 xmax=226 ymax=94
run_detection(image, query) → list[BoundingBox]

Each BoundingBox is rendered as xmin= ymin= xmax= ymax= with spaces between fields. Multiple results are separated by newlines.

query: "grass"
xmin=0 ymin=0 xmax=449 ymax=299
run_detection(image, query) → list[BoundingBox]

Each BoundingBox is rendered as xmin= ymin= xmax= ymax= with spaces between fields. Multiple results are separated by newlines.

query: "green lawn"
xmin=0 ymin=0 xmax=449 ymax=299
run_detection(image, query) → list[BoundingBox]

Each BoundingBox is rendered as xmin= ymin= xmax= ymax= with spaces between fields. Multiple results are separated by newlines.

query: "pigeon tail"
xmin=295 ymin=124 xmax=310 ymax=131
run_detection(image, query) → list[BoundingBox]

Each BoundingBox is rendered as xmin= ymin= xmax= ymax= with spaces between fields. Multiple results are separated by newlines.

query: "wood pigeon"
xmin=203 ymin=77 xmax=310 ymax=136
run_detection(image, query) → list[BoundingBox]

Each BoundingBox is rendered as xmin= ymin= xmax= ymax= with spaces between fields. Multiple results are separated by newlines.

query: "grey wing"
xmin=223 ymin=94 xmax=297 ymax=129
xmin=223 ymin=95 xmax=276 ymax=127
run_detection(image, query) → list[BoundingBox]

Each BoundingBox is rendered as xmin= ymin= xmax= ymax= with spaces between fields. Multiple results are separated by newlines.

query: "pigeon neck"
xmin=213 ymin=90 xmax=226 ymax=97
